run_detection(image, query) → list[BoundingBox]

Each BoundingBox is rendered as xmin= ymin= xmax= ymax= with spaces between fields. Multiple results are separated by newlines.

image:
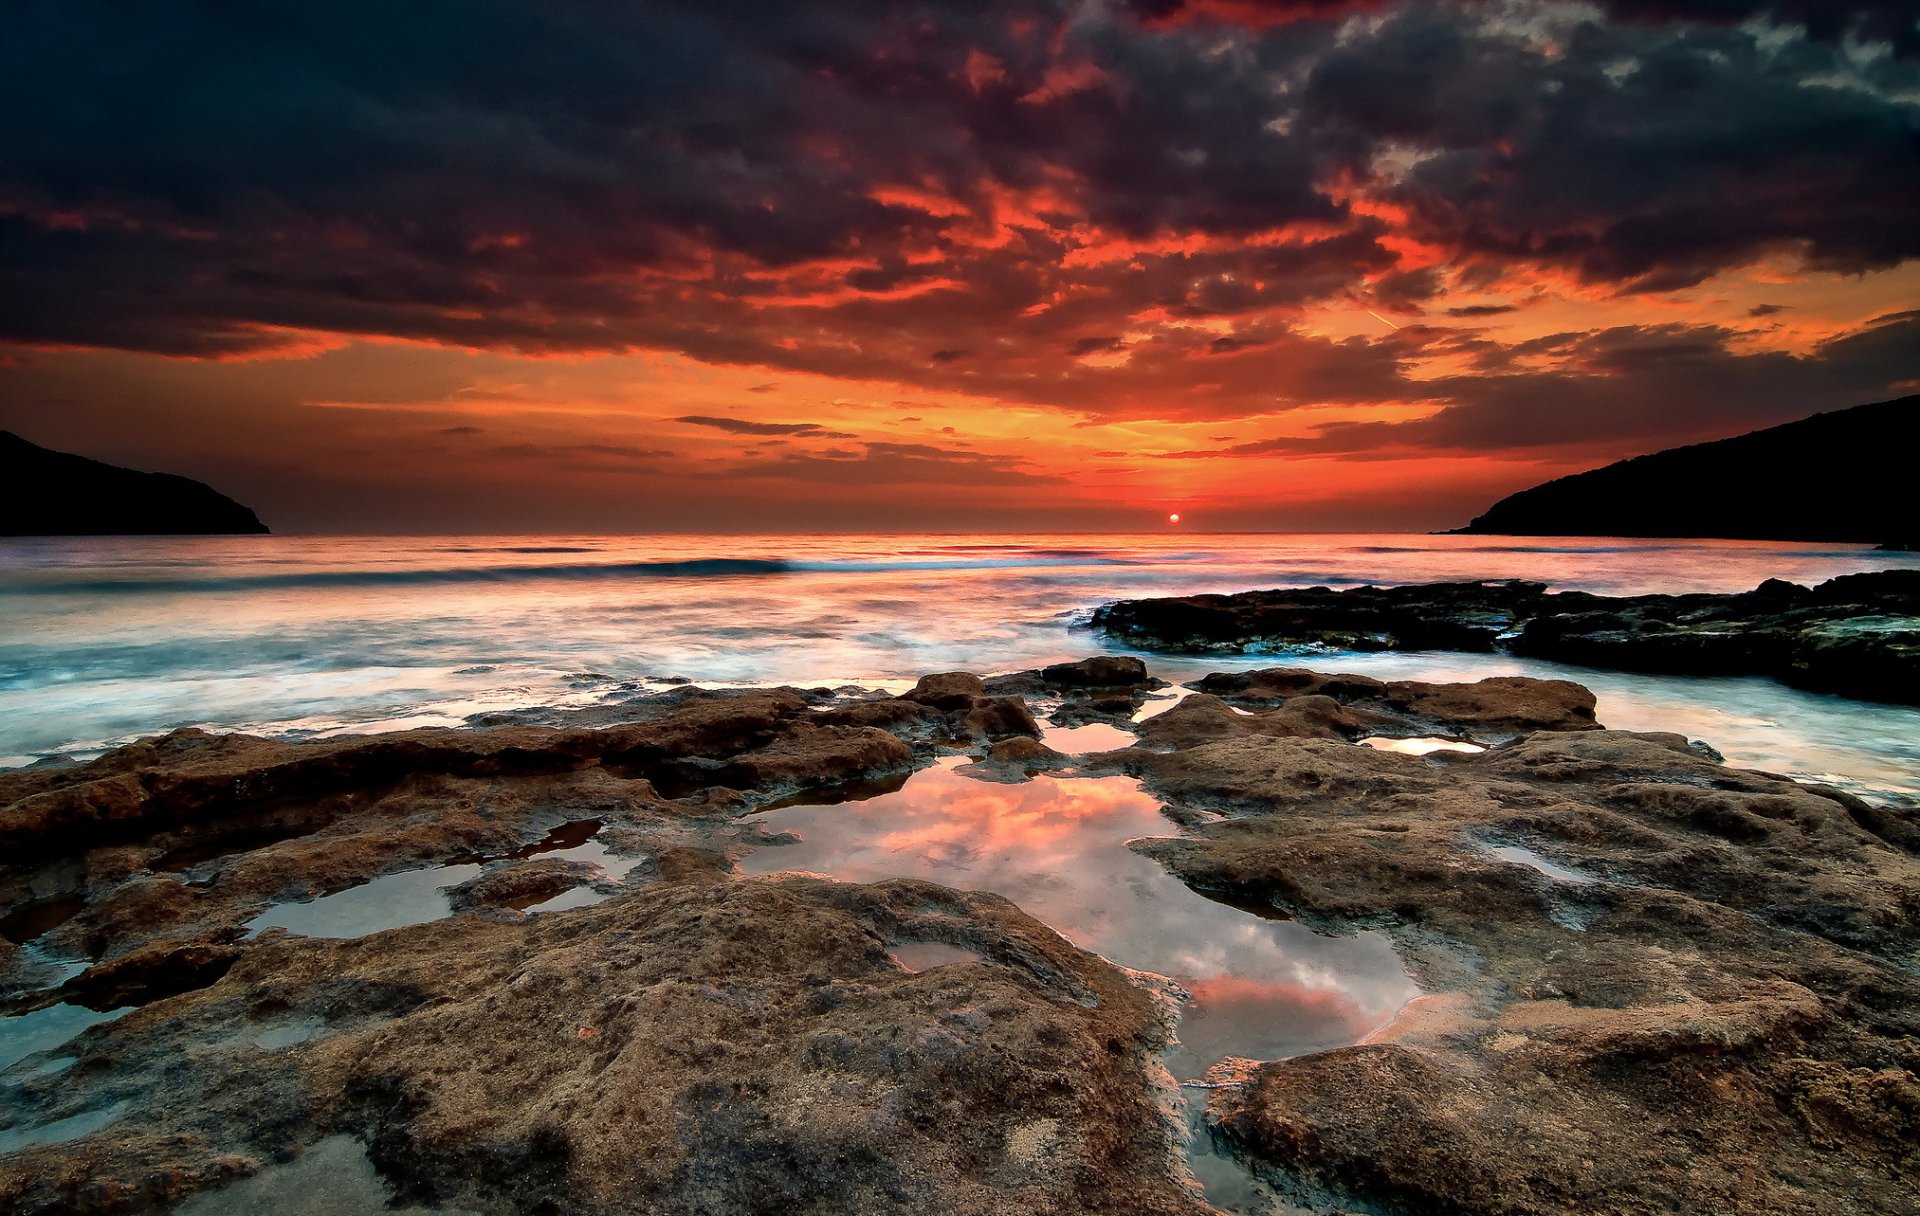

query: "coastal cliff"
xmin=0 ymin=432 xmax=268 ymax=537
xmin=1453 ymin=395 xmax=1918 ymax=548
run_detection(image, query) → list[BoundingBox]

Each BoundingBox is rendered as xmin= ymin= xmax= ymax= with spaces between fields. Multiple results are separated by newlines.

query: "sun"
xmin=1167 ymin=513 xmax=1181 ymax=525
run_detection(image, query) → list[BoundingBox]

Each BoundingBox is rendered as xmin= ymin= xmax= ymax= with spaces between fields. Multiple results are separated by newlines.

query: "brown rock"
xmin=901 ymin=672 xmax=987 ymax=711
xmin=1132 ymin=694 xmax=1388 ymax=750
xmin=0 ymin=876 xmax=1206 ymax=1216
xmin=957 ymin=696 xmax=1042 ymax=742
xmin=445 ymin=859 xmax=597 ymax=912
xmin=1111 ymin=727 xmax=1920 ymax=1215
xmin=1038 ymin=656 xmax=1153 ymax=689
xmin=1184 ymin=667 xmax=1597 ymax=744
xmin=56 ymin=939 xmax=242 ymax=1012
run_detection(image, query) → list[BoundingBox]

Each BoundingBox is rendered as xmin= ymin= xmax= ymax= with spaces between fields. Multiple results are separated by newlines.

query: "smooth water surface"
xmin=3 ymin=533 xmax=1916 ymax=803
xmin=740 ymin=758 xmax=1419 ymax=1076
xmin=244 ymin=864 xmax=483 ymax=939
xmin=0 ymin=1003 xmax=128 ymax=1072
xmin=740 ymin=751 xmax=1418 ymax=1211
xmin=172 ymin=1135 xmax=477 ymax=1216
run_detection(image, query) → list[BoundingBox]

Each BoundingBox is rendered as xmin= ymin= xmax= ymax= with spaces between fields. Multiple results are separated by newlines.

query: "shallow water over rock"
xmin=172 ymin=1135 xmax=476 ymax=1216
xmin=0 ymin=1002 xmax=128 ymax=1072
xmin=1362 ymin=736 xmax=1486 ymax=756
xmin=739 ymin=756 xmax=1419 ymax=1209
xmin=244 ymin=864 xmax=483 ymax=939
xmin=1039 ymin=720 xmax=1137 ymax=753
xmin=1485 ymin=843 xmax=1600 ymax=885
xmin=886 ymin=941 xmax=985 ymax=972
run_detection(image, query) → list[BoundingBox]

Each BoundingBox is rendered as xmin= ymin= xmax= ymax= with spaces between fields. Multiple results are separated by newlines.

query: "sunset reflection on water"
xmin=739 ymin=757 xmax=1419 ymax=1080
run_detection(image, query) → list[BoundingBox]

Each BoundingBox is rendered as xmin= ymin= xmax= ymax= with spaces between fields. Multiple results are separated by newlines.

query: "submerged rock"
xmin=1093 ymin=571 xmax=1920 ymax=703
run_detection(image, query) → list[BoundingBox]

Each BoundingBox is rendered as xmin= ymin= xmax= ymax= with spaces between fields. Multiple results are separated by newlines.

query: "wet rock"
xmin=58 ymin=940 xmax=241 ymax=1012
xmin=812 ymin=698 xmax=946 ymax=735
xmin=1047 ymin=695 xmax=1143 ymax=727
xmin=1094 ymin=572 xmax=1920 ymax=704
xmin=1093 ymin=581 xmax=1536 ymax=653
xmin=1133 ymin=694 xmax=1387 ymax=750
xmin=901 ymin=672 xmax=988 ymax=711
xmin=9 ymin=664 xmax=1911 ymax=1214
xmin=660 ymin=724 xmax=914 ymax=795
xmin=956 ymin=738 xmax=1069 ymax=783
xmin=1039 ymin=656 xmax=1153 ymax=689
xmin=445 ymin=860 xmax=596 ymax=913
xmin=0 ymin=876 xmax=1204 ymax=1216
xmin=1174 ymin=669 xmax=1596 ymax=746
xmin=957 ymin=696 xmax=1042 ymax=743
xmin=1378 ymin=676 xmax=1598 ymax=740
xmin=0 ymin=690 xmax=827 ymax=864
xmin=1110 ymin=723 xmax=1920 ymax=1215
xmin=1191 ymin=669 xmax=1389 ymax=704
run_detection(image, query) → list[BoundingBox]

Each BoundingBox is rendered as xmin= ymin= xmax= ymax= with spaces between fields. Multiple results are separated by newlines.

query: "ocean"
xmin=4 ymin=531 xmax=1918 ymax=803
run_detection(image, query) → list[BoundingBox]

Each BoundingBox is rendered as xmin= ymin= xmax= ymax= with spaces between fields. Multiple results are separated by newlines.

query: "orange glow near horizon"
xmin=3 ymin=4 xmax=1915 ymax=534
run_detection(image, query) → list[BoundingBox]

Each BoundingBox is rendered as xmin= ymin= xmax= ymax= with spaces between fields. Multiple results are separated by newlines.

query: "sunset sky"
xmin=2 ymin=0 xmax=1916 ymax=533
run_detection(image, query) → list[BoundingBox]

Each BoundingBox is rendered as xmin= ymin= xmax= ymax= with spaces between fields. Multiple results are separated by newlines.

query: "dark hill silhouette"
xmin=1453 ymin=395 xmax=1918 ymax=548
xmin=1 ymin=431 xmax=269 ymax=536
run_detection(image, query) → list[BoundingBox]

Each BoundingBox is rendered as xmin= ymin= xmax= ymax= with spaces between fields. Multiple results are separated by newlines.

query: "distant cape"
xmin=1452 ymin=395 xmax=1918 ymax=550
xmin=1 ymin=431 xmax=269 ymax=536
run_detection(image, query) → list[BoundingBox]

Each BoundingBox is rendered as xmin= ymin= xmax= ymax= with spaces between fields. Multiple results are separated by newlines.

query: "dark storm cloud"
xmin=0 ymin=0 xmax=1915 ymax=438
xmin=1193 ymin=310 xmax=1920 ymax=457
xmin=1295 ymin=5 xmax=1920 ymax=289
xmin=1135 ymin=0 xmax=1920 ymax=54
xmin=673 ymin=416 xmax=829 ymax=436
xmin=721 ymin=440 xmax=1059 ymax=485
xmin=491 ymin=442 xmax=676 ymax=462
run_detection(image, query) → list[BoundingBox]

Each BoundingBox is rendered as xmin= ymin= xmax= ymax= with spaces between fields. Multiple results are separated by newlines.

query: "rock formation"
xmin=1086 ymin=685 xmax=1920 ymax=1216
xmin=2 ymin=667 xmax=1915 ymax=1214
xmin=1092 ymin=571 xmax=1920 ymax=703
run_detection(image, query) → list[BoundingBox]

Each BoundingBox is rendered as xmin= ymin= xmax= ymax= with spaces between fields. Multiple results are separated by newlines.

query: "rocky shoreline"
xmin=3 ymin=661 xmax=1916 ymax=1214
xmin=1089 ymin=570 xmax=1920 ymax=704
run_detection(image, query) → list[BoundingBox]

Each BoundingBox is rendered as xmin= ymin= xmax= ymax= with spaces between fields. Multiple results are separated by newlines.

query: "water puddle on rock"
xmin=1485 ymin=843 xmax=1600 ymax=885
xmin=1133 ymin=688 xmax=1200 ymax=721
xmin=244 ymin=864 xmax=483 ymax=939
xmin=739 ymin=757 xmax=1420 ymax=1212
xmin=0 ymin=1002 xmax=129 ymax=1072
xmin=172 ymin=1134 xmax=477 ymax=1216
xmin=1039 ymin=720 xmax=1137 ymax=753
xmin=519 ymin=835 xmax=652 ymax=915
xmin=0 ymin=894 xmax=86 ymax=945
xmin=887 ymin=941 xmax=985 ymax=972
xmin=1362 ymin=736 xmax=1486 ymax=757
xmin=0 ymin=1100 xmax=130 ymax=1154
xmin=253 ymin=1016 xmax=328 ymax=1050
xmin=240 ymin=819 xmax=653 ymax=937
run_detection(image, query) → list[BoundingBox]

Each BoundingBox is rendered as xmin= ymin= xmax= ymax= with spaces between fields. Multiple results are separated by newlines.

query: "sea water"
xmin=2 ymin=532 xmax=1916 ymax=802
